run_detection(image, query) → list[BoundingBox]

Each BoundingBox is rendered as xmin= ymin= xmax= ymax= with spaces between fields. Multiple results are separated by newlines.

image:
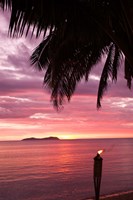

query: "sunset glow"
xmin=0 ymin=11 xmax=133 ymax=141
xmin=59 ymin=135 xmax=75 ymax=140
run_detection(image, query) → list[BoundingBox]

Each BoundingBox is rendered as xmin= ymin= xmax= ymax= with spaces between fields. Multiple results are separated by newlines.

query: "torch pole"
xmin=93 ymin=153 xmax=103 ymax=200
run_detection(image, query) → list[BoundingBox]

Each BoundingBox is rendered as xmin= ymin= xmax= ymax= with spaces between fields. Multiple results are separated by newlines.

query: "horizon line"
xmin=0 ymin=137 xmax=133 ymax=142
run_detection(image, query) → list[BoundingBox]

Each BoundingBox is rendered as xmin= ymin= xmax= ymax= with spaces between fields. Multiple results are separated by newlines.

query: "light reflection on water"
xmin=0 ymin=138 xmax=133 ymax=200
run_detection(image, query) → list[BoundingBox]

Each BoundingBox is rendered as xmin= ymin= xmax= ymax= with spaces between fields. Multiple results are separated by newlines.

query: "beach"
xmin=88 ymin=191 xmax=133 ymax=200
xmin=102 ymin=191 xmax=133 ymax=200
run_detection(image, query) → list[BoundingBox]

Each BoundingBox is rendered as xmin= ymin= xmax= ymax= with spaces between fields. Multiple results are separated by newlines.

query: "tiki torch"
xmin=93 ymin=150 xmax=104 ymax=200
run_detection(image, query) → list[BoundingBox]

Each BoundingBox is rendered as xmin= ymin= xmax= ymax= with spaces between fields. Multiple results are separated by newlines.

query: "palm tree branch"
xmin=112 ymin=46 xmax=123 ymax=81
xmin=97 ymin=44 xmax=115 ymax=108
xmin=124 ymin=58 xmax=133 ymax=89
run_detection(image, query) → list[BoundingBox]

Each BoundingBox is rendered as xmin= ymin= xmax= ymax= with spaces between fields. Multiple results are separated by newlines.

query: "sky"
xmin=0 ymin=10 xmax=133 ymax=141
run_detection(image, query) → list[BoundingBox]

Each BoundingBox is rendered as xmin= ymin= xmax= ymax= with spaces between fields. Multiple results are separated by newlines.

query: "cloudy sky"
xmin=0 ymin=10 xmax=133 ymax=141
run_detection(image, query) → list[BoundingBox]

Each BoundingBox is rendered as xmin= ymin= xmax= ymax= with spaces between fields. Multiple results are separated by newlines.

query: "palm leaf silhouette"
xmin=0 ymin=0 xmax=133 ymax=108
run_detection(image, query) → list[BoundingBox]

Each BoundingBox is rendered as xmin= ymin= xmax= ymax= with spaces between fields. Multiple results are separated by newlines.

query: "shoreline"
xmin=101 ymin=190 xmax=133 ymax=199
xmin=88 ymin=190 xmax=133 ymax=200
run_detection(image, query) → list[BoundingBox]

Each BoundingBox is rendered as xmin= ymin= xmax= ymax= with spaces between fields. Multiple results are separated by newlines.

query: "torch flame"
xmin=98 ymin=149 xmax=105 ymax=155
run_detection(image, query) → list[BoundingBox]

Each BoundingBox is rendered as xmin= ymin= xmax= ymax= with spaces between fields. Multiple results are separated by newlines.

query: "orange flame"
xmin=98 ymin=149 xmax=105 ymax=155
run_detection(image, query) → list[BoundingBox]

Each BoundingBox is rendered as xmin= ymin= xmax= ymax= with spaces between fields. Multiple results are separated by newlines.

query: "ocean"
xmin=0 ymin=138 xmax=133 ymax=200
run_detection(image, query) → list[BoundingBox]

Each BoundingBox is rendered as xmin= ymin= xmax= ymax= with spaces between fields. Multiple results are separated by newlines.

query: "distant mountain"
xmin=22 ymin=136 xmax=60 ymax=141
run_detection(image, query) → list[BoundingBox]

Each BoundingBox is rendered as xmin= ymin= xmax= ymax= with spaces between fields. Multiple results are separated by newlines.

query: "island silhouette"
xmin=22 ymin=136 xmax=60 ymax=141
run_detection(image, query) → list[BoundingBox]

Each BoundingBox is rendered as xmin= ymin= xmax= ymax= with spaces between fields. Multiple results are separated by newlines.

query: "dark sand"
xmin=101 ymin=191 xmax=133 ymax=200
xmin=88 ymin=191 xmax=133 ymax=200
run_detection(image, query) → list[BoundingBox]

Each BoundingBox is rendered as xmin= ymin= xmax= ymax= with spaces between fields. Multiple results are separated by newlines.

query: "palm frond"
xmin=112 ymin=46 xmax=123 ymax=81
xmin=30 ymin=34 xmax=53 ymax=70
xmin=97 ymin=44 xmax=115 ymax=108
xmin=0 ymin=0 xmax=11 ymax=9
xmin=84 ymin=45 xmax=108 ymax=81
xmin=43 ymin=43 xmax=109 ymax=108
xmin=124 ymin=58 xmax=133 ymax=89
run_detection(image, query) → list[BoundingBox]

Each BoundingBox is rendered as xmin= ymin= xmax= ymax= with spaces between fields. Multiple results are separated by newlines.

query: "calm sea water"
xmin=0 ymin=138 xmax=133 ymax=200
